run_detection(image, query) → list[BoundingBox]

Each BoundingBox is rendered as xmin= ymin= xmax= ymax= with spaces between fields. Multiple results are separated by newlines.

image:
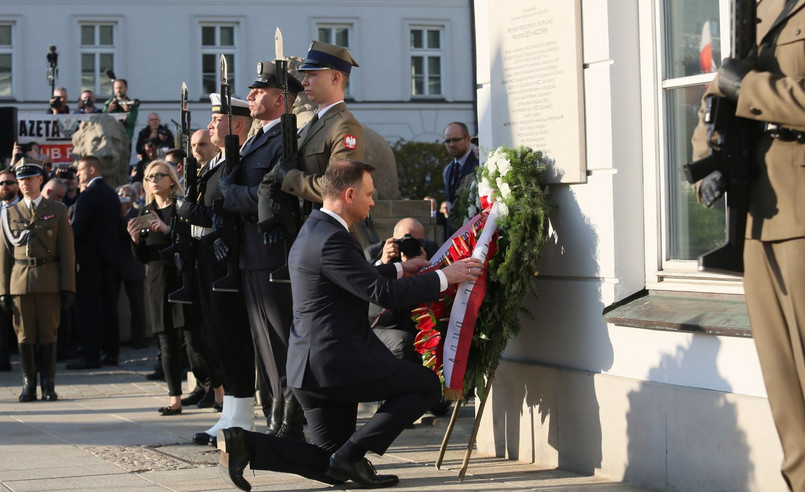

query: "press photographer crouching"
xmin=47 ymin=87 xmax=70 ymax=115
xmin=365 ymin=217 xmax=436 ymax=360
xmin=363 ymin=217 xmax=451 ymax=416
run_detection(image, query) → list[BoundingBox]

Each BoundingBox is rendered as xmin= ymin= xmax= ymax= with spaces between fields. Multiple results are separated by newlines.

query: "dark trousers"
xmin=246 ymin=357 xmax=440 ymax=481
xmin=158 ymin=329 xmax=184 ymax=397
xmin=116 ymin=276 xmax=146 ymax=345
xmin=242 ymin=269 xmax=294 ymax=400
xmin=0 ymin=308 xmax=12 ymax=365
xmin=183 ymin=303 xmax=219 ymax=390
xmin=195 ymin=242 xmax=254 ymax=396
xmin=74 ymin=262 xmax=119 ymax=361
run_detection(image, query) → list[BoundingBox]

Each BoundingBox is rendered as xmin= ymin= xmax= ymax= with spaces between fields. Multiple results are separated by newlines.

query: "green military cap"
xmin=299 ymin=40 xmax=359 ymax=75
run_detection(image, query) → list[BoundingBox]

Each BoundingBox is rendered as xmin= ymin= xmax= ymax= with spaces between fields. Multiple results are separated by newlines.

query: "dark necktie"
xmin=309 ymin=113 xmax=319 ymax=126
xmin=449 ymin=160 xmax=460 ymax=201
xmin=29 ymin=201 xmax=36 ymax=217
xmin=244 ymin=127 xmax=264 ymax=154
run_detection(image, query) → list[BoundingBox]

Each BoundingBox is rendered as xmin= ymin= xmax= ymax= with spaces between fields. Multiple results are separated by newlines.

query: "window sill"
xmin=602 ymin=290 xmax=751 ymax=338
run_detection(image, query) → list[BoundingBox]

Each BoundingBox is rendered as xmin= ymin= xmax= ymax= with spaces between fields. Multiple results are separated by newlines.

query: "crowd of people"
xmin=2 ymin=40 xmax=484 ymax=490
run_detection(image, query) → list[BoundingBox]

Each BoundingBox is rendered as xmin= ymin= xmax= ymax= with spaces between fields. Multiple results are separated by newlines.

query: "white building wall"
xmin=473 ymin=1 xmax=784 ymax=490
xmin=1 ymin=0 xmax=476 ymax=149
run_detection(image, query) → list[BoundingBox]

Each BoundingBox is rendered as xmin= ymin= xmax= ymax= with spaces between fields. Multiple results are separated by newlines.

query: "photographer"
xmin=364 ymin=218 xmax=437 ymax=361
xmin=136 ymin=113 xmax=174 ymax=158
xmin=103 ymin=78 xmax=139 ymax=139
xmin=74 ymin=90 xmax=102 ymax=114
xmin=47 ymin=87 xmax=70 ymax=115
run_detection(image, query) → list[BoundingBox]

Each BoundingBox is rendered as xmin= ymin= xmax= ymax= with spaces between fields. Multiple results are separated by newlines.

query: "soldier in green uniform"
xmin=0 ymin=158 xmax=76 ymax=402
xmin=258 ymin=40 xmax=364 ymax=218
xmin=692 ymin=0 xmax=805 ymax=488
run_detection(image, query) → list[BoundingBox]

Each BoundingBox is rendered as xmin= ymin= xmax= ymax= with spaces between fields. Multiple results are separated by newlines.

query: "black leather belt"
xmin=765 ymin=123 xmax=805 ymax=143
xmin=15 ymin=257 xmax=59 ymax=267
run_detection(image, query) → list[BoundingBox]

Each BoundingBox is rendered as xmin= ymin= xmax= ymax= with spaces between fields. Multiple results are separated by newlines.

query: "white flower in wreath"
xmin=497 ymin=201 xmax=509 ymax=217
xmin=497 ymin=156 xmax=512 ymax=177
xmin=486 ymin=154 xmax=499 ymax=175
xmin=478 ymin=177 xmax=493 ymax=200
xmin=467 ymin=204 xmax=478 ymax=218
xmin=497 ymin=180 xmax=511 ymax=199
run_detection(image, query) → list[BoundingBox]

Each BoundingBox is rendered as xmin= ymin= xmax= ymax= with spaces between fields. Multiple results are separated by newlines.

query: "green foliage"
xmin=391 ymin=139 xmax=451 ymax=201
xmin=460 ymin=146 xmax=552 ymax=400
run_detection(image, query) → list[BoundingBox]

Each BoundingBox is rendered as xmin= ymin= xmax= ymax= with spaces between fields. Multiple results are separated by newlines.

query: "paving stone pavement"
xmin=0 ymin=344 xmax=650 ymax=491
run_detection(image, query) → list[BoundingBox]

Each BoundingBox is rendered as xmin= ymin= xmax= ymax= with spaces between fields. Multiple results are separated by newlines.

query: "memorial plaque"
xmin=487 ymin=0 xmax=586 ymax=183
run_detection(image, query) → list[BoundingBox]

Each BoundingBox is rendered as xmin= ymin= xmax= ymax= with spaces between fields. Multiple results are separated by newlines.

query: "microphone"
xmin=46 ymin=45 xmax=58 ymax=68
xmin=104 ymin=69 xmax=116 ymax=81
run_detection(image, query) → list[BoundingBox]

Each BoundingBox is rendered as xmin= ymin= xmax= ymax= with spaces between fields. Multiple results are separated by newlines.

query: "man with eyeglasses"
xmin=0 ymin=170 xmax=19 ymax=372
xmin=66 ymin=155 xmax=121 ymax=370
xmin=0 ymin=158 xmax=75 ymax=401
xmin=441 ymin=122 xmax=478 ymax=236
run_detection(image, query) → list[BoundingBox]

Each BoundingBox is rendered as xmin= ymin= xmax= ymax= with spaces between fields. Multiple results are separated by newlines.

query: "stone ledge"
xmin=602 ymin=291 xmax=751 ymax=338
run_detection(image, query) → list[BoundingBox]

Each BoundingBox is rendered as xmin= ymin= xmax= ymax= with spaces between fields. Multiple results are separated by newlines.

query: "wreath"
xmin=413 ymin=145 xmax=552 ymax=400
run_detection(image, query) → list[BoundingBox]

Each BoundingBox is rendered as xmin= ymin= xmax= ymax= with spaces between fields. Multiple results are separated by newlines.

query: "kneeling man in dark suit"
xmin=218 ymin=160 xmax=482 ymax=490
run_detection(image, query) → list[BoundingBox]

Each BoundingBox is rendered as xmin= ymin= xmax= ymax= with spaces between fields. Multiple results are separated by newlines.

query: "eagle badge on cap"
xmin=344 ymin=135 xmax=357 ymax=150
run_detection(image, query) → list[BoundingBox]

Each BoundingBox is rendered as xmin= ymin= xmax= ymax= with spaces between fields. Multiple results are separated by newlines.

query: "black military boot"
xmin=39 ymin=343 xmax=58 ymax=401
xmin=265 ymin=397 xmax=284 ymax=436
xmin=18 ymin=343 xmax=37 ymax=402
xmin=277 ymin=396 xmax=305 ymax=441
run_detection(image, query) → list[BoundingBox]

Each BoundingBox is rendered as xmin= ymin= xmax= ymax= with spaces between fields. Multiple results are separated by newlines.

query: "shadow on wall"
xmin=624 ymin=330 xmax=753 ymax=491
xmin=487 ymin=177 xmax=612 ymax=476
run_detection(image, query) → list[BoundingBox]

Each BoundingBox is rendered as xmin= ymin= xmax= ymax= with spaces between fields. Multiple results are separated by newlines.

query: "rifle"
xmin=205 ymin=54 xmax=241 ymax=292
xmin=258 ymin=27 xmax=302 ymax=283
xmin=165 ymin=82 xmax=197 ymax=304
xmin=683 ymin=0 xmax=757 ymax=274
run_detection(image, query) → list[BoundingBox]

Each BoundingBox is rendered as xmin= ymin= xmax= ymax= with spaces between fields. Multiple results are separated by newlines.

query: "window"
xmin=661 ymin=0 xmax=726 ymax=264
xmin=80 ymin=23 xmax=116 ymax=96
xmin=317 ymin=23 xmax=352 ymax=96
xmin=201 ymin=24 xmax=236 ymax=96
xmin=0 ymin=23 xmax=14 ymax=98
xmin=409 ymin=26 xmax=443 ymax=97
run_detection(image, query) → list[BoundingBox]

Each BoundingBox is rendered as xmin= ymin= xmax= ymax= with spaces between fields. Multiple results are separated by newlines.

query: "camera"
xmin=116 ymin=98 xmax=140 ymax=108
xmin=49 ymin=96 xmax=64 ymax=109
xmin=139 ymin=228 xmax=149 ymax=239
xmin=395 ymin=234 xmax=423 ymax=259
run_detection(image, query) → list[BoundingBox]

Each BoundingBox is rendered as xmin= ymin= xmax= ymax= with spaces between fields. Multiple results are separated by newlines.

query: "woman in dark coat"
xmin=126 ymin=160 xmax=186 ymax=415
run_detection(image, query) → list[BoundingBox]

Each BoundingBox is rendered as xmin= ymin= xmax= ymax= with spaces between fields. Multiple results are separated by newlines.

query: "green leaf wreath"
xmin=454 ymin=145 xmax=552 ymax=400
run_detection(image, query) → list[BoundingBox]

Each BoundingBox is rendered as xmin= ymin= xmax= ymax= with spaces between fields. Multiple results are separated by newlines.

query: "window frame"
xmin=642 ymin=0 xmax=744 ymax=294
xmin=78 ymin=21 xmax=118 ymax=97
xmin=0 ymin=20 xmax=16 ymax=100
xmin=407 ymin=23 xmax=445 ymax=99
xmin=198 ymin=21 xmax=239 ymax=99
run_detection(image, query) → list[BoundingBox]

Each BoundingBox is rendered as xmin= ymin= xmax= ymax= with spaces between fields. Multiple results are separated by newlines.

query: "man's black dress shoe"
xmin=217 ymin=427 xmax=252 ymax=491
xmin=192 ymin=432 xmax=214 ymax=445
xmin=101 ymin=355 xmax=119 ymax=366
xmin=158 ymin=406 xmax=182 ymax=416
xmin=325 ymin=454 xmax=399 ymax=488
xmin=196 ymin=389 xmax=216 ymax=408
xmin=65 ymin=358 xmax=101 ymax=370
xmin=181 ymin=390 xmax=204 ymax=406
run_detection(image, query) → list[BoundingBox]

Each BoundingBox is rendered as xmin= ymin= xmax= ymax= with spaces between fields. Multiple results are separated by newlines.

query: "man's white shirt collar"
xmin=320 ymin=207 xmax=349 ymax=231
xmin=316 ymin=101 xmax=344 ymax=121
xmin=23 ymin=195 xmax=43 ymax=209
